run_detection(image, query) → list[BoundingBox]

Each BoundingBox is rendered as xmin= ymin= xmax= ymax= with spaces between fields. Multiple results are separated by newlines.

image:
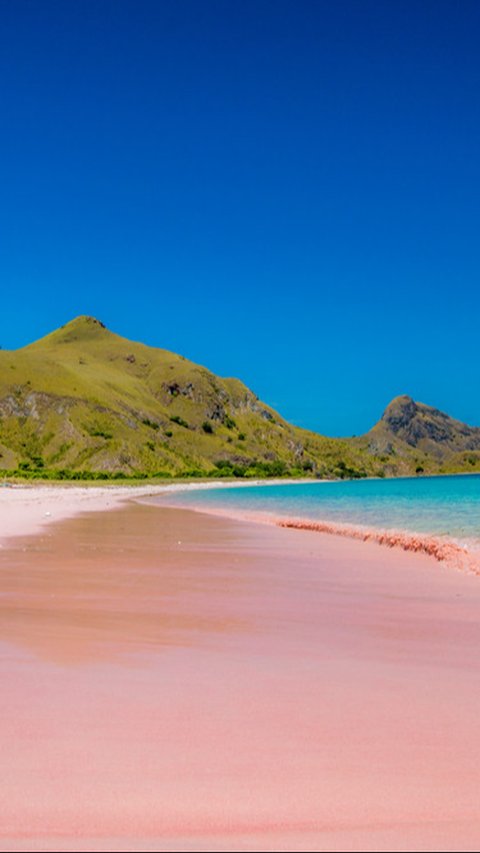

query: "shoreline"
xmin=144 ymin=496 xmax=480 ymax=577
xmin=2 ymin=478 xmax=480 ymax=576
xmin=0 ymin=479 xmax=311 ymax=547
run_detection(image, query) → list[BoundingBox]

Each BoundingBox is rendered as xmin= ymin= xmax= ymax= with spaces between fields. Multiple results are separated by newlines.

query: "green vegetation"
xmin=142 ymin=418 xmax=160 ymax=430
xmin=212 ymin=458 xmax=290 ymax=478
xmin=223 ymin=414 xmax=236 ymax=430
xmin=88 ymin=428 xmax=113 ymax=439
xmin=169 ymin=415 xmax=189 ymax=428
xmin=0 ymin=317 xmax=478 ymax=482
xmin=334 ymin=460 xmax=367 ymax=480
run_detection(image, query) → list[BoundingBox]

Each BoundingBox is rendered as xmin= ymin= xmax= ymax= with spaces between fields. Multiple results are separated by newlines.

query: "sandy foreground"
xmin=1 ymin=486 xmax=480 ymax=851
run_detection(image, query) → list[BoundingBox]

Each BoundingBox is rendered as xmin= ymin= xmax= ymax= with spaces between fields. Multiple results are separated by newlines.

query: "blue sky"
xmin=1 ymin=0 xmax=479 ymax=435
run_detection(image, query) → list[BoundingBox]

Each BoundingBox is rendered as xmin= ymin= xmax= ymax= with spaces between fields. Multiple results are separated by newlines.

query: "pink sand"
xmin=147 ymin=495 xmax=480 ymax=575
xmin=1 ymin=500 xmax=480 ymax=851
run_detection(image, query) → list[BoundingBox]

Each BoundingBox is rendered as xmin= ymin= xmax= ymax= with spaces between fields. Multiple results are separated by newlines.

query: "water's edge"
xmin=145 ymin=496 xmax=480 ymax=576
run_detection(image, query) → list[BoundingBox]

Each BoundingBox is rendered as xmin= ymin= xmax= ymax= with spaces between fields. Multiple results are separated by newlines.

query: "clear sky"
xmin=1 ymin=0 xmax=479 ymax=436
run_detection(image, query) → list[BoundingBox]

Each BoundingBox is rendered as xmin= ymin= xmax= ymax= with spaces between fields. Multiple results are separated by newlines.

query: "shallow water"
xmin=159 ymin=475 xmax=480 ymax=549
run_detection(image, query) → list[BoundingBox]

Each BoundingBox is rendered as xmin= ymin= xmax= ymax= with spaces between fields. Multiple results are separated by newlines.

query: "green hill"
xmin=0 ymin=316 xmax=376 ymax=479
xmin=0 ymin=318 xmax=479 ymax=480
xmin=352 ymin=395 xmax=480 ymax=476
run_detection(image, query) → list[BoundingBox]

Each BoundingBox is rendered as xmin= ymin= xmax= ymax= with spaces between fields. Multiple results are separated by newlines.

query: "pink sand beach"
xmin=1 ymin=488 xmax=480 ymax=851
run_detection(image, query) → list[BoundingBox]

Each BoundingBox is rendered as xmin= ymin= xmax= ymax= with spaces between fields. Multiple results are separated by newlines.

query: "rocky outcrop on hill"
xmin=378 ymin=395 xmax=480 ymax=453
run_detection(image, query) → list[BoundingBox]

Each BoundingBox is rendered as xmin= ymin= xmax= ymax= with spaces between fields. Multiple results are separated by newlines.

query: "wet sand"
xmin=2 ymin=500 xmax=480 ymax=851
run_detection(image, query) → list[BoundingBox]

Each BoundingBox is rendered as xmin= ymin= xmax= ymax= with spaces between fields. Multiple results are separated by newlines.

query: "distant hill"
xmin=0 ymin=319 xmax=479 ymax=480
xmin=352 ymin=395 xmax=480 ymax=476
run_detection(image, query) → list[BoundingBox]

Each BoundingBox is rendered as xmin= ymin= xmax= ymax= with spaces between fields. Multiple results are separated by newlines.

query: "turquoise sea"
xmin=159 ymin=475 xmax=480 ymax=552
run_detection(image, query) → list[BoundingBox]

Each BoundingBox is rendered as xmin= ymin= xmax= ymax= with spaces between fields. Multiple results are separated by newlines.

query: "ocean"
xmin=156 ymin=474 xmax=480 ymax=566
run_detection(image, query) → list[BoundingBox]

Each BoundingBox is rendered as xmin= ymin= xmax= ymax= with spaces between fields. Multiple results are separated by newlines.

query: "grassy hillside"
xmin=0 ymin=316 xmax=379 ymax=480
xmin=1 ymin=319 xmax=479 ymax=481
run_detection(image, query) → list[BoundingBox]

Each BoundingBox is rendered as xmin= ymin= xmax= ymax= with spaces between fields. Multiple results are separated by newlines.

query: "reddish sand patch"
xmin=2 ymin=504 xmax=480 ymax=851
xmin=145 ymin=493 xmax=480 ymax=575
xmin=277 ymin=516 xmax=479 ymax=573
xmin=149 ymin=496 xmax=480 ymax=576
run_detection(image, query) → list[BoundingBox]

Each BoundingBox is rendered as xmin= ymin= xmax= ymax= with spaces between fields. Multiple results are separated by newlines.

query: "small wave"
xmin=276 ymin=517 xmax=479 ymax=575
xmin=148 ymin=496 xmax=480 ymax=576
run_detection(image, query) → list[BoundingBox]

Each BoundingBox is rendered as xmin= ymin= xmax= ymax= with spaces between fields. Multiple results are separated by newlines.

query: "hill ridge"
xmin=1 ymin=319 xmax=479 ymax=479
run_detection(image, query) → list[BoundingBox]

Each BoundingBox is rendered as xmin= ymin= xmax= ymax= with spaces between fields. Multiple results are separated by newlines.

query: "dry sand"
xmin=0 ymin=480 xmax=305 ymax=544
xmin=0 ymin=482 xmax=212 ymax=544
xmin=1 ymin=488 xmax=480 ymax=851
